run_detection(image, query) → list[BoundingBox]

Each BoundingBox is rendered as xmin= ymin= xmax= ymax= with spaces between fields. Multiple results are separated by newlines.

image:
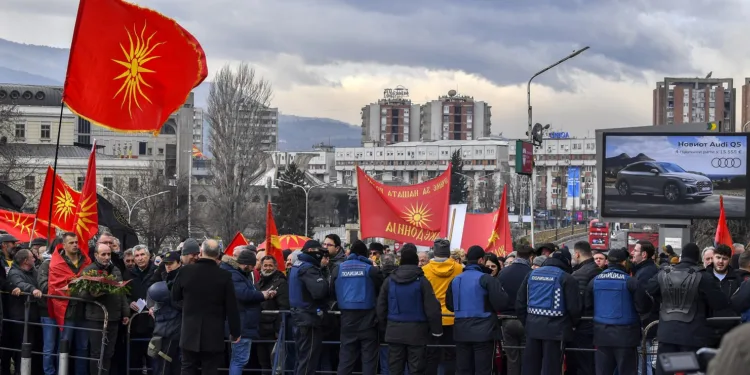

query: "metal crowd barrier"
xmin=0 ymin=291 xmax=110 ymax=375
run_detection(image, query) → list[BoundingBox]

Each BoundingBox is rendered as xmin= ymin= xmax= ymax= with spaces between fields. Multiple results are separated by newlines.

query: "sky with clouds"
xmin=2 ymin=0 xmax=750 ymax=138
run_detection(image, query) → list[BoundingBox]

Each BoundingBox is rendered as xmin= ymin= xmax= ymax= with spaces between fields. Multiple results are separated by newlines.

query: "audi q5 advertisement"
xmin=602 ymin=133 xmax=748 ymax=219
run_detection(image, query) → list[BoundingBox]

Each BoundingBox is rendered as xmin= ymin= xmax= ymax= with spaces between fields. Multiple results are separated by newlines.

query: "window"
xmin=40 ymin=122 xmax=51 ymax=139
xmin=381 ymin=108 xmax=387 ymax=115
xmin=103 ymin=177 xmax=114 ymax=190
xmin=14 ymin=123 xmax=25 ymax=139
xmin=24 ymin=176 xmax=35 ymax=191
xmin=381 ymin=116 xmax=386 ymax=125
xmin=128 ymin=177 xmax=139 ymax=192
xmin=443 ymin=106 xmax=449 ymax=114
xmin=158 ymin=148 xmax=164 ymax=155
xmin=77 ymin=118 xmax=91 ymax=144
xmin=138 ymin=142 xmax=147 ymax=155
xmin=443 ymin=115 xmax=449 ymax=122
xmin=147 ymin=147 xmax=153 ymax=156
xmin=76 ymin=176 xmax=85 ymax=190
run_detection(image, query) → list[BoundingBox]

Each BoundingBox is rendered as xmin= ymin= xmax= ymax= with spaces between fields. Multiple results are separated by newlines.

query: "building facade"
xmin=0 ymin=85 xmax=76 ymax=145
xmin=653 ymin=77 xmax=735 ymax=132
xmin=360 ymin=87 xmax=492 ymax=146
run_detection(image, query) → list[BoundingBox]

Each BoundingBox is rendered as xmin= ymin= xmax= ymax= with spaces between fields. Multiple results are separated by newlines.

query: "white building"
xmin=508 ymin=136 xmax=598 ymax=215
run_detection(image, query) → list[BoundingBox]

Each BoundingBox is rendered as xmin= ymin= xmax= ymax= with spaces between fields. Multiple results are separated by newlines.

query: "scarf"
xmin=47 ymin=248 xmax=91 ymax=329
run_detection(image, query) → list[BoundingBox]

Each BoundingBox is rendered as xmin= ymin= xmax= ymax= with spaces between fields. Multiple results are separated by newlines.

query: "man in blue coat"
xmin=446 ymin=246 xmax=509 ymax=375
xmin=220 ymin=249 xmax=275 ymax=375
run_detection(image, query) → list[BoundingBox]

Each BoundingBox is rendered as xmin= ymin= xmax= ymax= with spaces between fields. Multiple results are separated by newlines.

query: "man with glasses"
xmin=324 ymin=234 xmax=346 ymax=275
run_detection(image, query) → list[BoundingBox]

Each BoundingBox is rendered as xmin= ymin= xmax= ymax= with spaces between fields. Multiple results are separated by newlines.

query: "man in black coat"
xmin=7 ymin=249 xmax=43 ymax=374
xmin=568 ymin=241 xmax=602 ymax=375
xmin=645 ymin=243 xmax=731 ymax=375
xmin=128 ymin=244 xmax=159 ymax=372
xmin=704 ymin=244 xmax=741 ymax=347
xmin=171 ymin=239 xmax=241 ymax=375
xmin=630 ymin=240 xmax=659 ymax=374
xmin=497 ymin=245 xmax=533 ymax=375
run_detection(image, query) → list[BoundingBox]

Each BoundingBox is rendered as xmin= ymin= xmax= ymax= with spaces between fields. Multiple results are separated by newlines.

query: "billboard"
xmin=602 ymin=133 xmax=748 ymax=219
xmin=515 ymin=140 xmax=533 ymax=176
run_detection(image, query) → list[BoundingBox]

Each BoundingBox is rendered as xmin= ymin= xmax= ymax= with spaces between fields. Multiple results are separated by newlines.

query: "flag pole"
xmin=46 ymin=101 xmax=65 ymax=241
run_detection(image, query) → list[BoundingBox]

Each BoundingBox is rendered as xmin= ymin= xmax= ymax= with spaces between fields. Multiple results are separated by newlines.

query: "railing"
xmin=520 ymin=225 xmax=588 ymax=244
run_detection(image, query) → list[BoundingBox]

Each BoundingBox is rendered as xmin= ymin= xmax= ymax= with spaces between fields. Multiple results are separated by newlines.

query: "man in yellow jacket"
xmin=422 ymin=239 xmax=462 ymax=375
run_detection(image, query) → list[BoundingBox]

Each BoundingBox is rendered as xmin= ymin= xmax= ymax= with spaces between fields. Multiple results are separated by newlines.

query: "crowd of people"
xmin=0 ymin=230 xmax=749 ymax=375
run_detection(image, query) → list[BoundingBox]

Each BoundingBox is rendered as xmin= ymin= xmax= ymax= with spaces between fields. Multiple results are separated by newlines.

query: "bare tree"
xmin=206 ymin=63 xmax=274 ymax=241
xmin=0 ymin=102 xmax=35 ymax=189
xmin=476 ymin=178 xmax=499 ymax=213
xmin=691 ymin=219 xmax=749 ymax=248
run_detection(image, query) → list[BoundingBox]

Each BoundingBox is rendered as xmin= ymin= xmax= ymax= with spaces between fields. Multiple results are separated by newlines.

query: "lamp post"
xmin=276 ymin=179 xmax=332 ymax=237
xmin=526 ymin=46 xmax=590 ymax=246
xmin=97 ymin=184 xmax=169 ymax=223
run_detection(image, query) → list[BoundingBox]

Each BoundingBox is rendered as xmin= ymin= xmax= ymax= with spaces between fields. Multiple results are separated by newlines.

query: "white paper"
xmin=136 ymin=298 xmax=147 ymax=313
xmin=664 ymin=237 xmax=682 ymax=250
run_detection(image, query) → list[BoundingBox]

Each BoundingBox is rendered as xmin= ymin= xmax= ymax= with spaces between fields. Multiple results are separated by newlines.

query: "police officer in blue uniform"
xmin=288 ymin=240 xmax=330 ymax=375
xmin=586 ymin=248 xmax=651 ymax=375
xmin=446 ymin=246 xmax=508 ymax=375
xmin=377 ymin=245 xmax=443 ymax=375
xmin=517 ymin=250 xmax=581 ymax=375
xmin=730 ymin=251 xmax=750 ymax=322
xmin=331 ymin=240 xmax=384 ymax=375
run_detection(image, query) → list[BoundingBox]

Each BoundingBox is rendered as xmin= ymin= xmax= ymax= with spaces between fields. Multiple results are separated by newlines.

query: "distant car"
xmin=615 ymin=161 xmax=712 ymax=203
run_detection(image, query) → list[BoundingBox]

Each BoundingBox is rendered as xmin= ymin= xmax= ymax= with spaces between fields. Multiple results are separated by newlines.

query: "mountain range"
xmin=604 ymin=152 xmax=654 ymax=170
xmin=0 ymin=38 xmax=361 ymax=151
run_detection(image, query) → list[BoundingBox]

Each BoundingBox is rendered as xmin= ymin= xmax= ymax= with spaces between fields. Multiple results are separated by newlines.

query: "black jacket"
xmin=571 ymin=257 xmax=602 ymax=335
xmin=446 ymin=264 xmax=509 ymax=342
xmin=496 ymin=259 xmax=532 ymax=316
xmin=330 ymin=255 xmax=384 ymax=332
xmin=376 ymin=265 xmax=443 ymax=346
xmin=6 ymin=263 xmax=40 ymax=321
xmin=730 ymin=269 xmax=750 ymax=317
xmin=129 ymin=262 xmax=158 ymax=334
xmin=256 ymin=270 xmax=290 ymax=339
xmin=37 ymin=259 xmax=51 ymax=317
xmin=645 ymin=260 xmax=731 ymax=347
xmin=171 ymin=258 xmax=241 ymax=352
xmin=632 ymin=259 xmax=659 ymax=338
xmin=705 ymin=264 xmax=742 ymax=340
xmin=78 ymin=261 xmax=129 ymax=322
xmin=289 ymin=253 xmax=329 ymax=327
xmin=585 ymin=264 xmax=652 ymax=347
xmin=516 ymin=257 xmax=581 ymax=341
xmin=220 ymin=257 xmax=265 ymax=339
xmin=148 ymin=268 xmax=182 ymax=341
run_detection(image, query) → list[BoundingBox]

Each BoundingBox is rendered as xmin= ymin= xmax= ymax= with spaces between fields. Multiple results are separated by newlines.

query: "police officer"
xmin=289 ymin=240 xmax=330 ymax=375
xmin=331 ymin=240 xmax=383 ymax=375
xmin=446 ymin=246 xmax=508 ymax=375
xmin=645 ymin=243 xmax=731 ymax=375
xmin=517 ymin=250 xmax=581 ymax=375
xmin=586 ymin=248 xmax=651 ymax=375
xmin=376 ymin=245 xmax=443 ymax=375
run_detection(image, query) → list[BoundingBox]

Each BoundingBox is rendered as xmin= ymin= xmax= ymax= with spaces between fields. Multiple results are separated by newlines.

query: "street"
xmin=557 ymin=229 xmax=626 ymax=252
xmin=603 ymin=187 xmax=745 ymax=218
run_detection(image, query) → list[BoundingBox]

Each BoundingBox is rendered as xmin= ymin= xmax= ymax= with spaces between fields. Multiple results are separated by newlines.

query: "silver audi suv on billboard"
xmin=615 ymin=161 xmax=713 ymax=203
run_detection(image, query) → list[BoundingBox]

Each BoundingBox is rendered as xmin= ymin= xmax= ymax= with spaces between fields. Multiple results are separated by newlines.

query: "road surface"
xmin=603 ymin=187 xmax=745 ymax=218
xmin=557 ymin=230 xmax=627 ymax=252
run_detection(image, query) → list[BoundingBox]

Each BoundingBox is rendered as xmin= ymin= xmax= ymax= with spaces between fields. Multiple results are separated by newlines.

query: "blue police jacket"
xmin=387 ymin=278 xmax=426 ymax=322
xmin=289 ymin=259 xmax=313 ymax=309
xmin=527 ymin=266 xmax=566 ymax=317
xmin=593 ymin=268 xmax=638 ymax=326
xmin=742 ymin=308 xmax=750 ymax=323
xmin=451 ymin=264 xmax=491 ymax=319
xmin=335 ymin=254 xmax=376 ymax=310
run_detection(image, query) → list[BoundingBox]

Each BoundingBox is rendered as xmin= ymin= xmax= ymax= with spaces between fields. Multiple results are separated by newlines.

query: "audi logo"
xmin=711 ymin=158 xmax=742 ymax=168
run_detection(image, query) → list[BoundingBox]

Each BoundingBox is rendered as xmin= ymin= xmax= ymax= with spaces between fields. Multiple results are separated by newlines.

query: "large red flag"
xmin=48 ymin=244 xmax=91 ymax=329
xmin=63 ymin=0 xmax=207 ymax=134
xmin=460 ymin=211 xmax=495 ymax=251
xmin=715 ymin=195 xmax=733 ymax=253
xmin=486 ymin=185 xmax=512 ymax=256
xmin=36 ymin=167 xmax=81 ymax=234
xmin=0 ymin=210 xmax=50 ymax=243
xmin=74 ymin=142 xmax=99 ymax=248
xmin=265 ymin=202 xmax=285 ymax=271
xmin=225 ymin=232 xmax=249 ymax=257
xmin=357 ymin=165 xmax=452 ymax=246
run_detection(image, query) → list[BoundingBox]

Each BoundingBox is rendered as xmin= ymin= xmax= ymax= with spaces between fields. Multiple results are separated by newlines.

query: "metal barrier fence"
xmin=0 ymin=291 xmax=110 ymax=375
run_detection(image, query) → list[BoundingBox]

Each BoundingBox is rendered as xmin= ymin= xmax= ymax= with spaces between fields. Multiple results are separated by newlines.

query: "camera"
xmin=658 ymin=348 xmax=716 ymax=374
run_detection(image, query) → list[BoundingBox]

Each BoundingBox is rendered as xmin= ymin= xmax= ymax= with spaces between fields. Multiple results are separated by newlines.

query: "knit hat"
xmin=181 ymin=238 xmax=200 ymax=256
xmin=350 ymin=240 xmax=368 ymax=257
xmin=401 ymin=243 xmax=417 ymax=253
xmin=433 ymin=239 xmax=451 ymax=258
xmin=400 ymin=246 xmax=419 ymax=266
xmin=466 ymin=246 xmax=486 ymax=262
xmin=302 ymin=240 xmax=324 ymax=252
xmin=368 ymin=242 xmax=384 ymax=254
xmin=237 ymin=250 xmax=257 ymax=266
xmin=551 ymin=249 xmax=571 ymax=267
xmin=247 ymin=244 xmax=257 ymax=252
xmin=607 ymin=248 xmax=629 ymax=263
xmin=532 ymin=255 xmax=547 ymax=267
xmin=681 ymin=243 xmax=701 ymax=262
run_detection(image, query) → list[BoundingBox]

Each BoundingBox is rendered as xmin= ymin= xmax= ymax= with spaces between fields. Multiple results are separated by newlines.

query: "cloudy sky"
xmin=2 ymin=0 xmax=749 ymax=138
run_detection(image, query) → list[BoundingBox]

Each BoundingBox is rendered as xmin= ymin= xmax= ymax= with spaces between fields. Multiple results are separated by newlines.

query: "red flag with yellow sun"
xmin=62 ymin=0 xmax=207 ymax=134
xmin=73 ymin=142 xmax=99 ymax=247
xmin=0 ymin=210 xmax=50 ymax=242
xmin=356 ymin=165 xmax=452 ymax=246
xmin=36 ymin=167 xmax=81 ymax=234
xmin=265 ymin=202 xmax=286 ymax=271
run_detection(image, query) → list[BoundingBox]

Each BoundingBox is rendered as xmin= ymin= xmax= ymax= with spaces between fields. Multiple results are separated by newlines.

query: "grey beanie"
xmin=181 ymin=238 xmax=200 ymax=256
xmin=433 ymin=239 xmax=451 ymax=258
xmin=532 ymin=255 xmax=547 ymax=267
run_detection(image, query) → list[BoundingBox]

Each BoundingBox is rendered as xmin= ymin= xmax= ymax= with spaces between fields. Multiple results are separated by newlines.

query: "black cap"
xmin=163 ymin=251 xmax=181 ymax=263
xmin=237 ymin=251 xmax=257 ymax=266
xmin=607 ymin=248 xmax=629 ymax=263
xmin=302 ymin=240 xmax=324 ymax=252
xmin=551 ymin=249 xmax=571 ymax=267
xmin=535 ymin=242 xmax=556 ymax=255
xmin=30 ymin=238 xmax=47 ymax=247
xmin=0 ymin=234 xmax=19 ymax=243
xmin=466 ymin=246 xmax=486 ymax=262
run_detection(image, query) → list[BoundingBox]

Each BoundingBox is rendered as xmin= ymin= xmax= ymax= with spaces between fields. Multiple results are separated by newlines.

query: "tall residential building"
xmin=653 ymin=77 xmax=735 ymax=132
xmin=192 ymin=107 xmax=205 ymax=151
xmin=741 ymin=78 xmax=750 ymax=131
xmin=360 ymin=87 xmax=492 ymax=146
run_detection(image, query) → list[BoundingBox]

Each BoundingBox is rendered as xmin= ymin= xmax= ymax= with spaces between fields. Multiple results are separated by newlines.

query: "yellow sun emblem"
xmin=74 ymin=195 xmax=97 ymax=235
xmin=402 ymin=202 xmax=432 ymax=228
xmin=488 ymin=230 xmax=499 ymax=246
xmin=112 ymin=22 xmax=164 ymax=118
xmin=6 ymin=212 xmax=33 ymax=237
xmin=53 ymin=187 xmax=77 ymax=223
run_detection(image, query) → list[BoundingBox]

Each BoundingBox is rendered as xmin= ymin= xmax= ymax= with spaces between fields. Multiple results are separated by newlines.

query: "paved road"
xmin=603 ymin=187 xmax=745 ymax=218
xmin=557 ymin=230 xmax=627 ymax=252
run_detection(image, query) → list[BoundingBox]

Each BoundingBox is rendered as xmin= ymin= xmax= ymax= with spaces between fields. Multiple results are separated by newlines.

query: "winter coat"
xmin=571 ymin=258 xmax=602 ymax=335
xmin=422 ymin=258 xmax=463 ymax=326
xmin=256 ymin=270 xmax=290 ymax=339
xmin=220 ymin=257 xmax=266 ymax=339
xmin=129 ymin=262 xmax=159 ymax=334
xmin=148 ymin=268 xmax=182 ymax=341
xmin=445 ymin=264 xmax=509 ymax=342
xmin=6 ymin=263 xmax=40 ymax=321
xmin=78 ymin=261 xmax=130 ymax=322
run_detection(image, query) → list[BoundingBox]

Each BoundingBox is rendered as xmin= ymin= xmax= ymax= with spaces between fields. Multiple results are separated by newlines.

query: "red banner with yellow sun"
xmin=357 ymin=165 xmax=451 ymax=246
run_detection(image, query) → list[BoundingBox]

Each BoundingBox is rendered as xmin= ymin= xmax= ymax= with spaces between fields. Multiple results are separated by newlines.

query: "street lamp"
xmin=97 ymin=184 xmax=170 ymax=223
xmin=276 ymin=179 xmax=332 ymax=237
xmin=526 ymin=46 xmax=590 ymax=246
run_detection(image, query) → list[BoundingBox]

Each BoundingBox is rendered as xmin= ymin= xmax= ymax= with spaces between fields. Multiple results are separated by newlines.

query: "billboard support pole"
xmin=527 ymin=46 xmax=590 ymax=246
